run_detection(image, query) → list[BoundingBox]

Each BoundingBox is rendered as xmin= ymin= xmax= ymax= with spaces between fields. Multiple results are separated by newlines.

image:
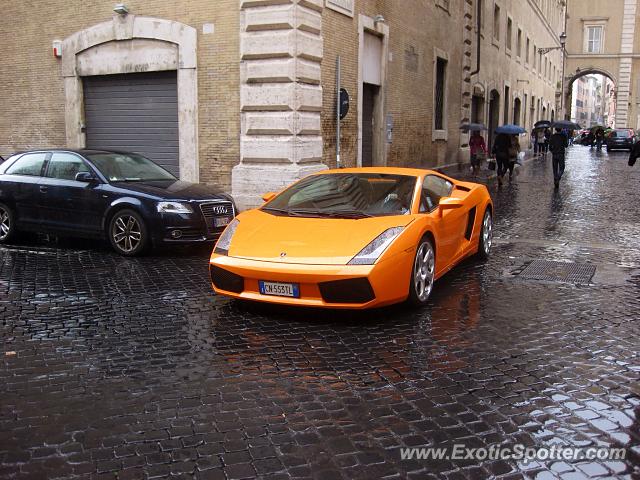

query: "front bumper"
xmin=208 ymin=252 xmax=413 ymax=309
xmin=152 ymin=200 xmax=235 ymax=245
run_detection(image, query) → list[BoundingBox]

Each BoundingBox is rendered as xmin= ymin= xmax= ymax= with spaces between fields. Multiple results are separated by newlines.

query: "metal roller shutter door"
xmin=83 ymin=71 xmax=180 ymax=176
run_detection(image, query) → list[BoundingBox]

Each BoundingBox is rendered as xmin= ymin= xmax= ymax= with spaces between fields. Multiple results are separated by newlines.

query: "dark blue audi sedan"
xmin=0 ymin=149 xmax=236 ymax=255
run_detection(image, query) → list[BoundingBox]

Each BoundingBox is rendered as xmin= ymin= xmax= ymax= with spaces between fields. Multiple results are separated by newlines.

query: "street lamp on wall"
xmin=538 ymin=32 xmax=566 ymax=54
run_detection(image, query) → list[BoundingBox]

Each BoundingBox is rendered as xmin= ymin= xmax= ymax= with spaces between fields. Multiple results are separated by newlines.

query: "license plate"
xmin=214 ymin=216 xmax=231 ymax=228
xmin=259 ymin=281 xmax=300 ymax=298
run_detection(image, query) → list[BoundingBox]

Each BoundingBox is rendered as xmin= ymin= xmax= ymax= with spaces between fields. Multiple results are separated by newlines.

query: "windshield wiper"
xmin=322 ymin=209 xmax=373 ymax=218
xmin=261 ymin=207 xmax=311 ymax=217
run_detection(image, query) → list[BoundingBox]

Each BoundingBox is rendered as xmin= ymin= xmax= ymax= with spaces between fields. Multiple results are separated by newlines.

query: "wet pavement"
xmin=1 ymin=145 xmax=639 ymax=479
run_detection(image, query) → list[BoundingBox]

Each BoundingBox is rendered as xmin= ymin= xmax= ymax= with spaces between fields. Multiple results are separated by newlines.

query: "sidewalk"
xmin=436 ymin=149 xmax=540 ymax=183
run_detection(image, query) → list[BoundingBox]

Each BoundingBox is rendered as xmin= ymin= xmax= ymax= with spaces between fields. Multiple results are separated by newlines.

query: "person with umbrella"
xmin=469 ymin=130 xmax=487 ymax=177
xmin=549 ymin=126 xmax=569 ymax=189
xmin=493 ymin=124 xmax=525 ymax=185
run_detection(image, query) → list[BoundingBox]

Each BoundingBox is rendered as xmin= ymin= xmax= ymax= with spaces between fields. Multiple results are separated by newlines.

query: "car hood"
xmin=110 ymin=180 xmax=229 ymax=201
xmin=227 ymin=209 xmax=414 ymax=265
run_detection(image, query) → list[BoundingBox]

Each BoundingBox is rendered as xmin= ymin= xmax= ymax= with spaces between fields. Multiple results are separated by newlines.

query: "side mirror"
xmin=439 ymin=197 xmax=464 ymax=210
xmin=75 ymin=172 xmax=98 ymax=183
xmin=261 ymin=192 xmax=277 ymax=203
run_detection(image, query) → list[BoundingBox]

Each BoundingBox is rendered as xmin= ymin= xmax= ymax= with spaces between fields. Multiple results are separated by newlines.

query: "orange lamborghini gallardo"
xmin=209 ymin=168 xmax=493 ymax=309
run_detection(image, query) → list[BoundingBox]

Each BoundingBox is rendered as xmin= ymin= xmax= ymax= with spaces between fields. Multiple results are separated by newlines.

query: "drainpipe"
xmin=470 ymin=0 xmax=481 ymax=76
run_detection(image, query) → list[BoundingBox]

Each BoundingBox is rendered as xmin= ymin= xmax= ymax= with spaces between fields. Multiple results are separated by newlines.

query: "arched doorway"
xmin=62 ymin=14 xmax=199 ymax=181
xmin=513 ymin=98 xmax=522 ymax=126
xmin=488 ymin=89 xmax=500 ymax=149
xmin=565 ymin=69 xmax=617 ymax=128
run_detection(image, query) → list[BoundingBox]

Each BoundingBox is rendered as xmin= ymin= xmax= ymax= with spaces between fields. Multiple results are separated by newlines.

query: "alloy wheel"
xmin=413 ymin=241 xmax=435 ymax=302
xmin=482 ymin=210 xmax=493 ymax=256
xmin=0 ymin=206 xmax=11 ymax=241
xmin=112 ymin=214 xmax=142 ymax=253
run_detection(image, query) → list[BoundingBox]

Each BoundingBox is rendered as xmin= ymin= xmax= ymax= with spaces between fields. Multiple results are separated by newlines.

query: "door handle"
xmin=39 ymin=186 xmax=48 ymax=193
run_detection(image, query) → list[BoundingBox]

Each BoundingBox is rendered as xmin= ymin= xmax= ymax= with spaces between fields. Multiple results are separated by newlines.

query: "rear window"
xmin=5 ymin=153 xmax=47 ymax=176
xmin=612 ymin=130 xmax=632 ymax=138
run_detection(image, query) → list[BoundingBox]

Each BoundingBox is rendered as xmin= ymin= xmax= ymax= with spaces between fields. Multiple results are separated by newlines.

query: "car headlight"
xmin=157 ymin=201 xmax=193 ymax=214
xmin=347 ymin=227 xmax=404 ymax=265
xmin=214 ymin=218 xmax=239 ymax=255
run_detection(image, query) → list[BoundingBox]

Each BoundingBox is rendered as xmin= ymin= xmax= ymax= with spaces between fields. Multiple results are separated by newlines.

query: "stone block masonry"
xmin=232 ymin=0 xmax=327 ymax=210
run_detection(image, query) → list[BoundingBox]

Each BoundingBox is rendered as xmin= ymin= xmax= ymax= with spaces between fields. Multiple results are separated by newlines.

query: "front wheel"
xmin=0 ymin=203 xmax=16 ymax=244
xmin=408 ymin=237 xmax=436 ymax=307
xmin=476 ymin=209 xmax=492 ymax=260
xmin=108 ymin=209 xmax=149 ymax=256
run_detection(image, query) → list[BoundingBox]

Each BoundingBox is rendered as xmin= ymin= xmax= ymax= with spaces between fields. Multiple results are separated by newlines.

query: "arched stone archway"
xmin=61 ymin=14 xmax=198 ymax=181
xmin=564 ymin=68 xmax=617 ymax=128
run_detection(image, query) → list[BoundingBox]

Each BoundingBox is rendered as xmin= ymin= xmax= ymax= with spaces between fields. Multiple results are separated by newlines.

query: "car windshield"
xmin=86 ymin=152 xmax=176 ymax=182
xmin=262 ymin=173 xmax=417 ymax=217
xmin=612 ymin=130 xmax=631 ymax=138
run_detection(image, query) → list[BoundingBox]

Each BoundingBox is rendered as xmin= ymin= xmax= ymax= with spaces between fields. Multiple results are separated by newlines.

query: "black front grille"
xmin=200 ymin=201 xmax=235 ymax=232
xmin=210 ymin=265 xmax=244 ymax=293
xmin=318 ymin=278 xmax=375 ymax=304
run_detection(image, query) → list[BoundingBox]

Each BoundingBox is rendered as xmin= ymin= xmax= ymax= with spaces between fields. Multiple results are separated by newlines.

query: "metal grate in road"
xmin=516 ymin=260 xmax=596 ymax=284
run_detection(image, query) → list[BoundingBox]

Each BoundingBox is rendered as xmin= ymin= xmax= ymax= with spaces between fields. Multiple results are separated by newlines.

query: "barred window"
xmin=434 ymin=57 xmax=447 ymax=130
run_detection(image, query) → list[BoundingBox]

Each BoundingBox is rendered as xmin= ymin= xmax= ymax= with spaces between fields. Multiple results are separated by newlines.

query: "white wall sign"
xmin=326 ymin=0 xmax=354 ymax=17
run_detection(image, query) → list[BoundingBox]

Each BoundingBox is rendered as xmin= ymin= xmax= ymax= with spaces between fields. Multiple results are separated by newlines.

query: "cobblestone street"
xmin=1 ymin=145 xmax=639 ymax=479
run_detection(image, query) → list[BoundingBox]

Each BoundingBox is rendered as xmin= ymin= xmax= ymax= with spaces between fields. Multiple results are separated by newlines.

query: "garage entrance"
xmin=83 ymin=71 xmax=179 ymax=176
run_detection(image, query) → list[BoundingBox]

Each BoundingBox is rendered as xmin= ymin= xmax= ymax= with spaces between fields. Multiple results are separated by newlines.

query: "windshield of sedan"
xmin=263 ymin=173 xmax=417 ymax=218
xmin=86 ymin=152 xmax=176 ymax=182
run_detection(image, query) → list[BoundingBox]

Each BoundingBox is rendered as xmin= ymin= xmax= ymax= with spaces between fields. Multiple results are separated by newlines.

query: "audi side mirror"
xmin=75 ymin=172 xmax=98 ymax=183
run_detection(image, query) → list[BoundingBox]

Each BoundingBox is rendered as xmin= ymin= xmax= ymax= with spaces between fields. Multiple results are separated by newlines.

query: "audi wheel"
xmin=108 ymin=209 xmax=149 ymax=256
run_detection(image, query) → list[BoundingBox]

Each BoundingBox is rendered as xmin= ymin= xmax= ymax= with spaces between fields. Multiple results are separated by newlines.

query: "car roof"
xmin=310 ymin=166 xmax=444 ymax=178
xmin=10 ymin=148 xmax=134 ymax=156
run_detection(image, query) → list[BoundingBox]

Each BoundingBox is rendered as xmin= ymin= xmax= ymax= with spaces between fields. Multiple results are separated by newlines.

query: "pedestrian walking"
xmin=548 ymin=127 xmax=569 ymax=189
xmin=543 ymin=128 xmax=551 ymax=154
xmin=469 ymin=131 xmax=487 ymax=177
xmin=629 ymin=139 xmax=640 ymax=166
xmin=492 ymin=132 xmax=512 ymax=186
xmin=595 ymin=127 xmax=605 ymax=151
xmin=535 ymin=128 xmax=545 ymax=156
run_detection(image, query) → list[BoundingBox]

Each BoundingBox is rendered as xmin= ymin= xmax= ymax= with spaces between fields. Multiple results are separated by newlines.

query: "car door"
xmin=420 ymin=175 xmax=468 ymax=273
xmin=0 ymin=152 xmax=49 ymax=229
xmin=39 ymin=152 xmax=107 ymax=234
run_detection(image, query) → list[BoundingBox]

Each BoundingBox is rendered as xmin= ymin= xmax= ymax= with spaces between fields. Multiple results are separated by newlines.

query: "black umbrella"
xmin=551 ymin=120 xmax=580 ymax=130
xmin=533 ymin=120 xmax=552 ymax=129
xmin=459 ymin=122 xmax=487 ymax=131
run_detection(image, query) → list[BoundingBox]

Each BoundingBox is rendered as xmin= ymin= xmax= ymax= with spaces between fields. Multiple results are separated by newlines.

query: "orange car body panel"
xmin=210 ymin=167 xmax=492 ymax=309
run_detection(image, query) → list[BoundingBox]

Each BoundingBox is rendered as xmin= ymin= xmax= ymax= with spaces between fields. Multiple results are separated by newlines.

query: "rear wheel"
xmin=0 ymin=203 xmax=16 ymax=244
xmin=408 ymin=237 xmax=435 ymax=307
xmin=476 ymin=208 xmax=492 ymax=260
xmin=108 ymin=209 xmax=149 ymax=256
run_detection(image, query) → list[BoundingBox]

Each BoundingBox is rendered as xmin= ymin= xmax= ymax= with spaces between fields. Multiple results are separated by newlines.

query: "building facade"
xmin=565 ymin=0 xmax=640 ymax=129
xmin=469 ymin=0 xmax=565 ymax=149
xmin=1 ymin=0 xmax=564 ymax=210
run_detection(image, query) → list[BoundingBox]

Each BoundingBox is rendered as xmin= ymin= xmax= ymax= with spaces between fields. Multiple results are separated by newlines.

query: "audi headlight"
xmin=347 ymin=227 xmax=404 ymax=265
xmin=157 ymin=201 xmax=193 ymax=214
xmin=214 ymin=218 xmax=239 ymax=255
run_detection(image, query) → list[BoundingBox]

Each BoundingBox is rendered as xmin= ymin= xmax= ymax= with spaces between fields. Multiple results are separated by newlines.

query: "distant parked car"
xmin=606 ymin=129 xmax=635 ymax=151
xmin=0 ymin=149 xmax=236 ymax=255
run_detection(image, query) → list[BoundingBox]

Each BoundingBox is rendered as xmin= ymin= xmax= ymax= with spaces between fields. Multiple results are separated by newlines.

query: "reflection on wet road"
xmin=0 ymin=145 xmax=638 ymax=479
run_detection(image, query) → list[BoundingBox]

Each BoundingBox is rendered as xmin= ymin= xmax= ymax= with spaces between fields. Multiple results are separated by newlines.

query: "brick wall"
xmin=0 ymin=1 xmax=239 ymax=190
xmin=321 ymin=0 xmax=466 ymax=169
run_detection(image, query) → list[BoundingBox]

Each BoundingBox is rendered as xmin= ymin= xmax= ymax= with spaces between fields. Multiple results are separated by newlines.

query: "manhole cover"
xmin=516 ymin=260 xmax=596 ymax=284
